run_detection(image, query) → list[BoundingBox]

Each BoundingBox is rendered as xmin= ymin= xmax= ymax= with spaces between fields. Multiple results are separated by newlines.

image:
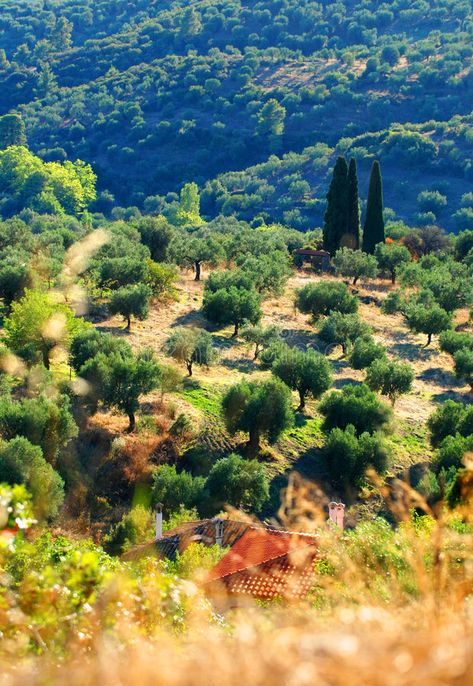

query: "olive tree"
xmin=109 ymin=283 xmax=151 ymax=330
xmin=203 ymin=285 xmax=262 ymax=337
xmin=332 ymin=248 xmax=378 ymax=285
xmin=164 ymin=327 xmax=216 ymax=376
xmin=319 ymin=384 xmax=392 ymax=436
xmin=374 ymin=243 xmax=411 ymax=284
xmin=349 ymin=336 xmax=387 ymax=370
xmin=318 ymin=312 xmax=371 ymax=355
xmin=222 ymin=378 xmax=293 ymax=454
xmin=406 ymin=304 xmax=451 ymax=346
xmin=366 ymin=358 xmax=414 ymax=405
xmin=272 ymin=347 xmax=332 ymax=411
xmin=240 ymin=324 xmax=281 ymax=359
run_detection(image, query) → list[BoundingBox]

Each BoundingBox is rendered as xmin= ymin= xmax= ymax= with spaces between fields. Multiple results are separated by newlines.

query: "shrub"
xmin=319 ymin=384 xmax=392 ymax=436
xmin=439 ymin=330 xmax=473 ymax=356
xmin=349 ymin=336 xmax=386 ymax=370
xmin=0 ymin=436 xmax=64 ymax=520
xmin=295 ymin=281 xmax=358 ymax=320
xmin=152 ymin=465 xmax=205 ymax=513
xmin=427 ymin=401 xmax=468 ymax=448
xmin=453 ymin=348 xmax=473 ymax=391
xmin=322 ymin=425 xmax=388 ymax=489
xmin=433 ymin=434 xmax=473 ymax=473
xmin=205 ymin=454 xmax=269 ymax=512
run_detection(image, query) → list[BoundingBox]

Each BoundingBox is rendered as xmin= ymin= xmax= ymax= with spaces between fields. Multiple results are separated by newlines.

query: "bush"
xmin=152 ymin=465 xmax=205 ymax=513
xmin=439 ymin=330 xmax=473 ymax=356
xmin=103 ymin=505 xmax=154 ymax=556
xmin=0 ymin=436 xmax=64 ymax=520
xmin=365 ymin=358 xmax=414 ymax=405
xmin=453 ymin=348 xmax=473 ymax=391
xmin=349 ymin=336 xmax=386 ymax=370
xmin=322 ymin=425 xmax=388 ymax=489
xmin=205 ymin=454 xmax=269 ymax=512
xmin=433 ymin=434 xmax=473 ymax=473
xmin=319 ymin=384 xmax=392 ymax=436
xmin=295 ymin=281 xmax=358 ymax=319
xmin=427 ymin=401 xmax=468 ymax=448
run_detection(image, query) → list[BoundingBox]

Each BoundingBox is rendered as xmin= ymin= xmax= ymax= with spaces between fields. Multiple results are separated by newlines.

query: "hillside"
xmin=0 ymin=0 xmax=472 ymax=228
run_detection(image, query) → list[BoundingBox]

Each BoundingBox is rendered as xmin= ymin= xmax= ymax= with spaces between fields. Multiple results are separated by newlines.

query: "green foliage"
xmin=0 ymin=146 xmax=96 ymax=216
xmin=103 ymin=505 xmax=154 ymax=556
xmin=152 ymin=465 xmax=205 ymax=513
xmin=427 ymin=400 xmax=469 ymax=448
xmin=333 ymin=248 xmax=378 ymax=285
xmin=0 ymin=393 xmax=77 ymax=465
xmin=165 ymin=542 xmax=226 ymax=579
xmin=257 ymin=99 xmax=286 ymax=138
xmin=366 ymin=358 xmax=414 ymax=405
xmin=203 ymin=284 xmax=262 ymax=337
xmin=97 ymin=257 xmax=147 ymax=289
xmin=222 ymin=377 xmax=294 ymax=452
xmin=134 ymin=216 xmax=174 ymax=262
xmin=433 ymin=434 xmax=473 ymax=473
xmin=170 ymin=231 xmax=224 ymax=280
xmin=164 ymin=327 xmax=216 ymax=376
xmin=453 ymin=348 xmax=473 ymax=391
xmin=206 ymin=453 xmax=269 ymax=511
xmin=349 ymin=336 xmax=387 ymax=370
xmin=347 ymin=158 xmax=361 ymax=250
xmin=168 ymin=183 xmax=203 ymax=228
xmin=323 ymin=156 xmax=348 ymax=256
xmin=322 ymin=425 xmax=388 ymax=490
xmin=406 ymin=303 xmax=452 ymax=345
xmin=374 ymin=243 xmax=411 ymax=284
xmin=295 ymin=281 xmax=358 ymax=320
xmin=3 ymin=289 xmax=88 ymax=369
xmin=272 ymin=347 xmax=332 ymax=410
xmin=237 ymin=251 xmax=291 ymax=296
xmin=0 ymin=114 xmax=26 ymax=149
xmin=80 ymin=349 xmax=161 ymax=431
xmin=145 ymin=260 xmax=179 ymax=300
xmin=363 ymin=161 xmax=385 ymax=254
xmin=70 ymin=329 xmax=132 ymax=373
xmin=319 ymin=384 xmax=392 ymax=436
xmin=109 ymin=283 xmax=152 ymax=330
xmin=0 ymin=437 xmax=64 ymax=520
xmin=439 ymin=330 xmax=473 ymax=356
xmin=318 ymin=312 xmax=371 ymax=354
xmin=240 ymin=324 xmax=281 ymax=359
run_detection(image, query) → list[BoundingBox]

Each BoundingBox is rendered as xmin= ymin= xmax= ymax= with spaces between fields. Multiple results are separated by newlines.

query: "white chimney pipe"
xmin=156 ymin=503 xmax=163 ymax=540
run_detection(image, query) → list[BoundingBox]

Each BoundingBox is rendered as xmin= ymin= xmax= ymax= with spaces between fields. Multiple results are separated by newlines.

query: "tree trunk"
xmin=254 ymin=343 xmax=261 ymax=360
xmin=297 ymin=389 xmax=306 ymax=412
xmin=426 ymin=332 xmax=432 ymax=346
xmin=232 ymin=321 xmax=239 ymax=337
xmin=127 ymin=412 xmax=136 ymax=433
xmin=186 ymin=361 xmax=193 ymax=377
xmin=126 ymin=315 xmax=131 ymax=330
xmin=248 ymin=427 xmax=260 ymax=455
xmin=353 ymin=275 xmax=359 ymax=285
xmin=391 ymin=270 xmax=396 ymax=284
xmin=194 ymin=261 xmax=201 ymax=281
xmin=42 ymin=348 xmax=50 ymax=370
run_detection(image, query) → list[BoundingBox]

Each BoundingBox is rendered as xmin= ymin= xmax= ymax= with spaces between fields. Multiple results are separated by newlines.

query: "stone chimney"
xmin=155 ymin=503 xmax=163 ymax=540
xmin=328 ymin=501 xmax=345 ymax=530
xmin=213 ymin=517 xmax=224 ymax=546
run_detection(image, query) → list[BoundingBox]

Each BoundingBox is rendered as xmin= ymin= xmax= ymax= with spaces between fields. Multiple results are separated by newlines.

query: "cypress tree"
xmin=346 ymin=158 xmax=360 ymax=249
xmin=323 ymin=156 xmax=348 ymax=256
xmin=363 ymin=161 xmax=385 ymax=254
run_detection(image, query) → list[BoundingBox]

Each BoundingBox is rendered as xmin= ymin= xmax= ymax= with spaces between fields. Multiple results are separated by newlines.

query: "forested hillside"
xmin=1 ymin=0 xmax=472 ymax=228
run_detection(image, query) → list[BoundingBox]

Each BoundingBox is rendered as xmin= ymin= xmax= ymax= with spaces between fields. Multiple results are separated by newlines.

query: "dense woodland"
xmin=0 ymin=0 xmax=472 ymax=674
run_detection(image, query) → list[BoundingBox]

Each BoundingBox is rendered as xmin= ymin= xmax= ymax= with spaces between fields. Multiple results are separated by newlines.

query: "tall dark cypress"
xmin=346 ymin=158 xmax=360 ymax=250
xmin=363 ymin=160 xmax=385 ymax=254
xmin=323 ymin=156 xmax=348 ymax=256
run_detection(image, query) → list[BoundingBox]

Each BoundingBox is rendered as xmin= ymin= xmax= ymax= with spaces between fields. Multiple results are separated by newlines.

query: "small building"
xmin=294 ymin=248 xmax=331 ymax=271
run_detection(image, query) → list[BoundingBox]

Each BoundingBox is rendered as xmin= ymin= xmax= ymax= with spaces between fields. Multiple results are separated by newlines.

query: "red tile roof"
xmin=204 ymin=528 xmax=318 ymax=600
